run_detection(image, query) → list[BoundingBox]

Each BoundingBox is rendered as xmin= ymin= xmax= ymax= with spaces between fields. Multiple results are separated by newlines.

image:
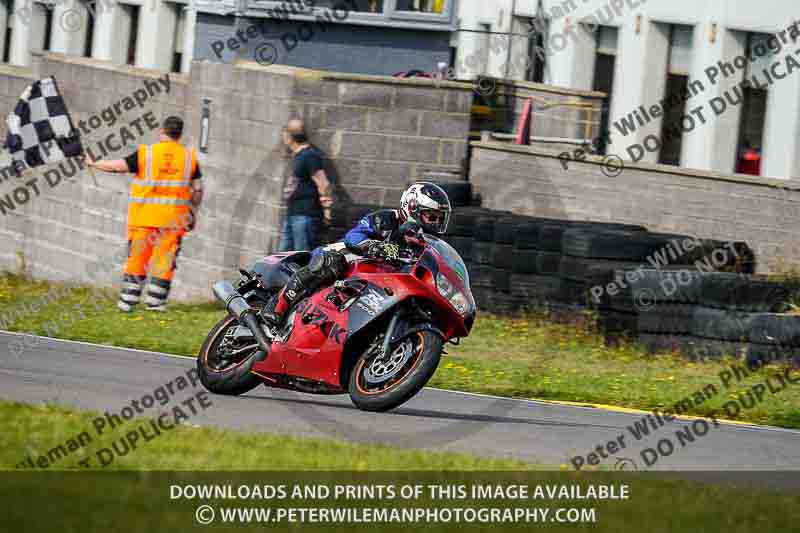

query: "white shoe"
xmin=146 ymin=305 xmax=167 ymax=312
xmin=117 ymin=301 xmax=133 ymax=313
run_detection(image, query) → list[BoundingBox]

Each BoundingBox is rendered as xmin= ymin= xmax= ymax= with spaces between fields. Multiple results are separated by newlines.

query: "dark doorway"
xmin=43 ymin=9 xmax=53 ymax=51
xmin=658 ymin=74 xmax=689 ymax=166
xmin=735 ymin=87 xmax=767 ymax=175
xmin=526 ymin=25 xmax=545 ymax=83
xmin=592 ymin=53 xmax=615 ymax=154
xmin=84 ymin=12 xmax=94 ymax=57
xmin=127 ymin=6 xmax=141 ymax=65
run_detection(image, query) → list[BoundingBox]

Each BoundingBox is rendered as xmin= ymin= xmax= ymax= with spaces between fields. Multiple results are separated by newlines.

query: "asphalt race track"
xmin=2 ymin=331 xmax=799 ymax=482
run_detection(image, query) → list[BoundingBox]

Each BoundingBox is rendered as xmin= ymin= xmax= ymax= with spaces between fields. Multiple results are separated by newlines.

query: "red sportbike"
xmin=197 ymin=234 xmax=476 ymax=411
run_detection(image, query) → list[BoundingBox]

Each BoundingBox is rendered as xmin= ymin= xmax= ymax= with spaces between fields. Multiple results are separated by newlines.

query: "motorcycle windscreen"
xmin=419 ymin=236 xmax=476 ymax=321
xmin=423 ymin=235 xmax=471 ymax=290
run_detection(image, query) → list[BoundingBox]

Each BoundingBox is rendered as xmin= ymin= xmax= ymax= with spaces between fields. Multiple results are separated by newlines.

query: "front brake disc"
xmin=363 ymin=339 xmax=415 ymax=385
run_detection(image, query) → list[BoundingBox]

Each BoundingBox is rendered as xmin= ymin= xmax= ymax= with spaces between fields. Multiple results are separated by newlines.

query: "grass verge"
xmin=0 ymin=401 xmax=530 ymax=470
xmin=2 ymin=402 xmax=799 ymax=533
xmin=1 ymin=272 xmax=799 ymax=429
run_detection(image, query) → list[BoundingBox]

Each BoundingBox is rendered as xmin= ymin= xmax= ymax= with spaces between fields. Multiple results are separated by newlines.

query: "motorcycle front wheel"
xmin=348 ymin=330 xmax=443 ymax=412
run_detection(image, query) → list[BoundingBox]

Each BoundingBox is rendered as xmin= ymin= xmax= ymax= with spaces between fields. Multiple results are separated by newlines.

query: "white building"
xmin=0 ymin=0 xmax=460 ymax=74
xmin=3 ymin=0 xmax=799 ymax=179
xmin=0 ymin=0 xmax=201 ymax=73
xmin=454 ymin=0 xmax=800 ymax=180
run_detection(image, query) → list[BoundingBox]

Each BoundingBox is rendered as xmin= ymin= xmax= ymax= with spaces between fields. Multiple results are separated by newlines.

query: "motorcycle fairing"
xmin=251 ymin=286 xmax=350 ymax=387
xmin=344 ymin=282 xmax=399 ymax=340
xmin=250 ymin=273 xmax=434 ymax=389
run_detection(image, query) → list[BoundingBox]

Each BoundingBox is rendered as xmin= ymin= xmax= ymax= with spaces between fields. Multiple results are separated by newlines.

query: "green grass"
xmin=436 ymin=315 xmax=800 ymax=428
xmin=2 ymin=402 xmax=799 ymax=533
xmin=0 ymin=401 xmax=530 ymax=470
xmin=2 ymin=272 xmax=799 ymax=428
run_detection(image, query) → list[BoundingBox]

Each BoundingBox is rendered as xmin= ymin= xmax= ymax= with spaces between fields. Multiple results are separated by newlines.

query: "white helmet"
xmin=399 ymin=182 xmax=452 ymax=235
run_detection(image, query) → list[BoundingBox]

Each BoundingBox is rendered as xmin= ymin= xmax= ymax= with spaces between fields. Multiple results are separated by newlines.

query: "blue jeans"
xmin=278 ymin=215 xmax=317 ymax=252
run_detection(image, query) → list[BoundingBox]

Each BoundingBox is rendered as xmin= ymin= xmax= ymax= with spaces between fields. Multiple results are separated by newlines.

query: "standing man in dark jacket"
xmin=279 ymin=119 xmax=332 ymax=251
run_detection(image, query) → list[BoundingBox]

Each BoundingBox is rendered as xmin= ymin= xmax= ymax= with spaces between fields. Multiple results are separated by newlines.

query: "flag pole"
xmin=87 ymin=165 xmax=99 ymax=188
xmin=78 ymin=143 xmax=98 ymax=188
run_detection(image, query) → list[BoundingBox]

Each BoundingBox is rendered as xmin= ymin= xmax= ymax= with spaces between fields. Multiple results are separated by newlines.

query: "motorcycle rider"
xmin=262 ymin=182 xmax=452 ymax=329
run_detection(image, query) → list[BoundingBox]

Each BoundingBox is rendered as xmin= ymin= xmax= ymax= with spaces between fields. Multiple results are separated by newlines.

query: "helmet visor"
xmin=419 ymin=208 xmax=450 ymax=234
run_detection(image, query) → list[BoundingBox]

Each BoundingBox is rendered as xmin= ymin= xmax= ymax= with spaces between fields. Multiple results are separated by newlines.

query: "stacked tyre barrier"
xmin=453 ymin=212 xmax=744 ymax=301
xmin=616 ymin=269 xmax=800 ymax=364
xmin=440 ymin=207 xmax=800 ymax=365
xmin=446 ymin=207 xmax=512 ymax=312
xmin=433 ymin=181 xmax=472 ymax=209
xmin=321 ymin=204 xmax=800 ymax=364
xmin=561 ymin=229 xmax=750 ymax=342
xmin=442 ymin=209 xmax=751 ymax=318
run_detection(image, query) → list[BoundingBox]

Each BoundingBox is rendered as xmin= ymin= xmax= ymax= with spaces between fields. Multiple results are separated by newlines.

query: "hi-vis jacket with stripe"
xmin=128 ymin=141 xmax=197 ymax=229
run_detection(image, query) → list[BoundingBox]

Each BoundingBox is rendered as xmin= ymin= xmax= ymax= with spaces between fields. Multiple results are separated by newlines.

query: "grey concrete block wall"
xmin=274 ymin=68 xmax=473 ymax=207
xmin=0 ymin=64 xmax=38 ymax=277
xmin=494 ymin=81 xmax=605 ymax=144
xmin=469 ymin=141 xmax=800 ymax=273
xmin=0 ymin=54 xmax=200 ymax=298
xmin=0 ymin=54 xmax=472 ymax=301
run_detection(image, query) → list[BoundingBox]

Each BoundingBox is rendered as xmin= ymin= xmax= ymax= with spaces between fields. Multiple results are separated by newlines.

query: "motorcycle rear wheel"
xmin=348 ymin=330 xmax=442 ymax=412
xmin=197 ymin=313 xmax=267 ymax=396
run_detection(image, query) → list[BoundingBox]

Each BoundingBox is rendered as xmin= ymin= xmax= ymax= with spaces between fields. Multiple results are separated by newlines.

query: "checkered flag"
xmin=4 ymin=76 xmax=83 ymax=175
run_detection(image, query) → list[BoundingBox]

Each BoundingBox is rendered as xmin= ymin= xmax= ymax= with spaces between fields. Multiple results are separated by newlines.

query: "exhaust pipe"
xmin=212 ymin=280 xmax=272 ymax=354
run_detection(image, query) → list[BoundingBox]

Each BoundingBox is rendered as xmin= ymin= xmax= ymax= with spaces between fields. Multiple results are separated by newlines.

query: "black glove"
xmin=399 ymin=220 xmax=423 ymax=238
xmin=367 ymin=241 xmax=400 ymax=260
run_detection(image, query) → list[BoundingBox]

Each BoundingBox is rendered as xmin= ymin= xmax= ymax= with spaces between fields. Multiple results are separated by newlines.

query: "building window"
xmin=84 ymin=9 xmax=94 ymax=57
xmin=477 ymin=22 xmax=490 ymax=75
xmin=2 ymin=6 xmax=11 ymax=63
xmin=734 ymin=32 xmax=772 ymax=176
xmin=658 ymin=24 xmax=694 ymax=166
xmin=525 ymin=32 xmax=545 ymax=82
xmin=592 ymin=26 xmax=618 ymax=154
xmin=524 ymin=17 xmax=546 ymax=83
xmin=395 ymin=0 xmax=443 ymax=13
xmin=313 ymin=0 xmax=384 ymax=13
xmin=42 ymin=7 xmax=52 ymax=51
xmin=595 ymin=25 xmax=618 ymax=57
xmin=30 ymin=3 xmax=51 ymax=52
xmin=736 ymin=91 xmax=766 ymax=175
xmin=667 ymin=24 xmax=693 ymax=76
xmin=126 ymin=4 xmax=140 ymax=65
xmin=245 ymin=0 xmax=452 ymax=26
xmin=172 ymin=3 xmax=185 ymax=73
